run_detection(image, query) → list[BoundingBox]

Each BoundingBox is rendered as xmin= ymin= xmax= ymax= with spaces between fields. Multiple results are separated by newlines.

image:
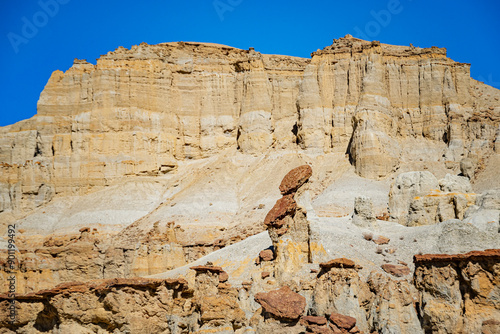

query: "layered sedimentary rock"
xmin=0 ymin=36 xmax=499 ymax=332
xmin=414 ymin=249 xmax=500 ymax=334
xmin=300 ymin=37 xmax=499 ymax=179
xmin=1 ymin=36 xmax=499 ymax=215
xmin=0 ymin=42 xmax=308 ymax=215
xmin=389 ymin=171 xmax=478 ymax=226
xmin=0 ymin=164 xmax=499 ymax=333
xmin=3 ymin=247 xmax=499 ymax=333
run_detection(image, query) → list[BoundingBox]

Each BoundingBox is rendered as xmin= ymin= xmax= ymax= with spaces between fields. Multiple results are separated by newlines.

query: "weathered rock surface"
xmin=0 ymin=36 xmax=499 ymax=333
xmin=264 ymin=165 xmax=313 ymax=281
xmin=259 ymin=249 xmax=274 ymax=262
xmin=254 ymin=286 xmax=306 ymax=320
xmin=319 ymin=258 xmax=356 ymax=270
xmin=279 ymin=164 xmax=313 ymax=195
xmin=389 ymin=171 xmax=478 ymax=226
xmin=352 ymin=196 xmax=377 ymax=228
xmin=1 ymin=35 xmax=498 ymax=216
xmin=2 ymin=248 xmax=499 ymax=333
xmin=329 ymin=313 xmax=356 ymax=330
xmin=381 ymin=263 xmax=411 ymax=277
xmin=389 ymin=171 xmax=440 ymax=224
xmin=414 ymin=249 xmax=500 ymax=334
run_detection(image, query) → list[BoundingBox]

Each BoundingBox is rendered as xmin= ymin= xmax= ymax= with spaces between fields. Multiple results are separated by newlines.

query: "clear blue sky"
xmin=1 ymin=0 xmax=499 ymax=126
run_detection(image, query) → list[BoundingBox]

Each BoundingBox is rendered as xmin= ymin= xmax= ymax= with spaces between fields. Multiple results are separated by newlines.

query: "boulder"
xmin=390 ymin=171 xmax=477 ymax=226
xmin=352 ymin=196 xmax=377 ymax=228
xmin=329 ymin=313 xmax=356 ymax=330
xmin=460 ymin=157 xmax=476 ymax=179
xmin=381 ymin=264 xmax=410 ymax=277
xmin=259 ymin=249 xmax=274 ymax=262
xmin=300 ymin=315 xmax=331 ymax=334
xmin=254 ymin=286 xmax=306 ymax=320
xmin=264 ymin=194 xmax=297 ymax=227
xmin=475 ymin=189 xmax=500 ymax=210
xmin=279 ymin=165 xmax=313 ymax=195
xmin=439 ymin=174 xmax=472 ymax=193
xmin=373 ymin=236 xmax=390 ymax=245
xmin=389 ymin=171 xmax=440 ymax=225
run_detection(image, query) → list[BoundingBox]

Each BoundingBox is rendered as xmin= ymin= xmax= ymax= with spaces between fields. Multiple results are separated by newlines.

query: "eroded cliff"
xmin=0 ymin=37 xmax=499 ymax=333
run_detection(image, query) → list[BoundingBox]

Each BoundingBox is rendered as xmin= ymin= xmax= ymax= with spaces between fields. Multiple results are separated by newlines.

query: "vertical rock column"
xmin=349 ymin=52 xmax=401 ymax=179
xmin=263 ymin=165 xmax=313 ymax=281
xmin=237 ymin=52 xmax=274 ymax=154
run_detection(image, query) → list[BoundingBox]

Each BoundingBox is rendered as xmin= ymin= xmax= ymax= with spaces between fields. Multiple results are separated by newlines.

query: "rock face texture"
xmin=414 ymin=249 xmax=500 ymax=334
xmin=0 ymin=36 xmax=500 ymax=333
xmin=389 ymin=171 xmax=477 ymax=226
xmin=254 ymin=286 xmax=306 ymax=320
xmin=352 ymin=196 xmax=377 ymax=228
xmin=1 ymin=35 xmax=499 ymax=215
xmin=0 ymin=165 xmax=499 ymax=334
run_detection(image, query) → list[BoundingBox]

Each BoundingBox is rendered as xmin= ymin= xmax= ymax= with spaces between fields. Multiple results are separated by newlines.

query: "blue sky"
xmin=1 ymin=0 xmax=499 ymax=126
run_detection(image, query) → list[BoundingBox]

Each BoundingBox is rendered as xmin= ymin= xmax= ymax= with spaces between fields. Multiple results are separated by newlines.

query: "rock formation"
xmin=352 ymin=196 xmax=377 ymax=228
xmin=414 ymin=249 xmax=500 ymax=334
xmin=0 ymin=165 xmax=499 ymax=333
xmin=1 ymin=35 xmax=499 ymax=215
xmin=254 ymin=286 xmax=306 ymax=320
xmin=389 ymin=171 xmax=478 ymax=226
xmin=263 ymin=164 xmax=313 ymax=280
xmin=0 ymin=35 xmax=499 ymax=333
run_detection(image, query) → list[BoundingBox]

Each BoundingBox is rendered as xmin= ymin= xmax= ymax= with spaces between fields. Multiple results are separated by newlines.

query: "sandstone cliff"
xmin=0 ymin=37 xmax=499 ymax=332
xmin=1 ymin=36 xmax=498 ymax=215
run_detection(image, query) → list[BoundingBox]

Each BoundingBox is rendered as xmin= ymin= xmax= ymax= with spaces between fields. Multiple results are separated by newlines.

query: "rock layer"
xmin=414 ymin=249 xmax=500 ymax=334
xmin=0 ymin=36 xmax=499 ymax=333
xmin=1 ymin=36 xmax=499 ymax=215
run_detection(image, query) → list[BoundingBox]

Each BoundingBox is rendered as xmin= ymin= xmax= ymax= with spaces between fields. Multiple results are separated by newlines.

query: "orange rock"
xmin=373 ymin=236 xmax=390 ymax=245
xmin=329 ymin=312 xmax=356 ymax=330
xmin=259 ymin=249 xmax=274 ymax=261
xmin=218 ymin=271 xmax=229 ymax=282
xmin=254 ymin=286 xmax=306 ymax=320
xmin=381 ymin=264 xmax=410 ymax=277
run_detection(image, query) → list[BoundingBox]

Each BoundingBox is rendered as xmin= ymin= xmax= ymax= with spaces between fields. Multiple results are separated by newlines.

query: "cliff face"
xmin=1 ymin=36 xmax=499 ymax=215
xmin=0 ymin=42 xmax=308 ymax=215
xmin=302 ymin=39 xmax=499 ymax=178
xmin=0 ymin=37 xmax=499 ymax=331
